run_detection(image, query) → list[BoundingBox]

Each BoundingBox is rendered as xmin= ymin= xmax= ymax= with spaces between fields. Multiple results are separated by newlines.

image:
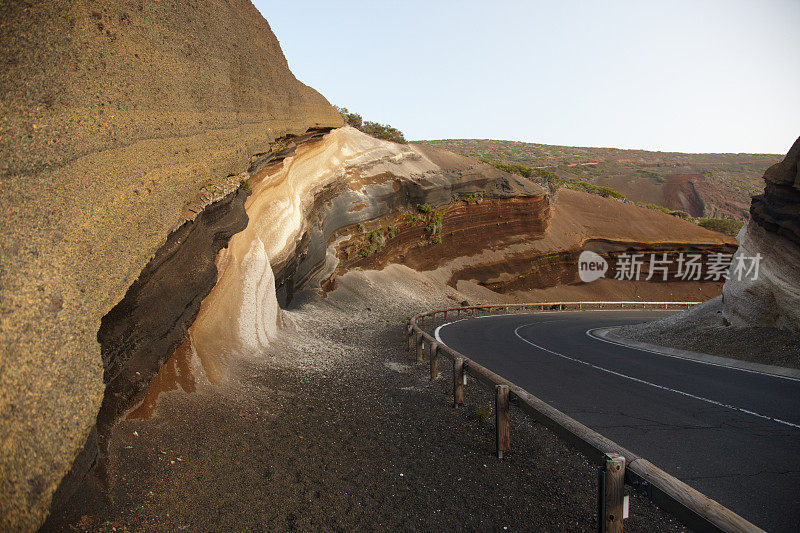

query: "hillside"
xmin=417 ymin=139 xmax=781 ymax=220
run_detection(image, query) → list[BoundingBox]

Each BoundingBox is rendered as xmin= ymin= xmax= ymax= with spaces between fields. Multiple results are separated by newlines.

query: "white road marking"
xmin=434 ymin=311 xmax=582 ymax=342
xmin=513 ymin=322 xmax=800 ymax=430
xmin=585 ymin=327 xmax=800 ymax=383
xmin=434 ymin=315 xmax=800 ymax=430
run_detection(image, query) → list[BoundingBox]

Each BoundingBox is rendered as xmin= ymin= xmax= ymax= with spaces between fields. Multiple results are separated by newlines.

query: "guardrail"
xmin=405 ymin=301 xmax=762 ymax=533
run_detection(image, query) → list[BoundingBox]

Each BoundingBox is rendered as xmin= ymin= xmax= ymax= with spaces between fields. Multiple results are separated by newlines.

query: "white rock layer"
xmin=188 ymin=127 xmax=481 ymax=379
xmin=723 ymin=221 xmax=800 ymax=332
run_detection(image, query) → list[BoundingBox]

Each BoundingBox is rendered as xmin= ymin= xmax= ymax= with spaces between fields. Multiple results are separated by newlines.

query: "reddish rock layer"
xmin=335 ymin=196 xmax=550 ymax=275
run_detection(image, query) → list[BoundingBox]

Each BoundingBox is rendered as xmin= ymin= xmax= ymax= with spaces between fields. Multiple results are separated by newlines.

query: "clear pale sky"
xmin=256 ymin=0 xmax=799 ymax=154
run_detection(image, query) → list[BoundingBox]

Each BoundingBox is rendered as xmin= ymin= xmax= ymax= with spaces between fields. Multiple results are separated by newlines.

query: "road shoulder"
xmin=590 ymin=327 xmax=800 ymax=380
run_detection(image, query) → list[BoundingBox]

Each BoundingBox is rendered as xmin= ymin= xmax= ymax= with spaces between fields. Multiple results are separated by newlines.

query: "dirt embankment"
xmin=331 ymin=195 xmax=550 ymax=275
xmin=614 ymin=297 xmax=800 ymax=369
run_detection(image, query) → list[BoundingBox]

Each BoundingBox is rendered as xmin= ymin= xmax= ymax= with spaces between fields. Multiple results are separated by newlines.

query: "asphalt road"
xmin=434 ymin=310 xmax=800 ymax=532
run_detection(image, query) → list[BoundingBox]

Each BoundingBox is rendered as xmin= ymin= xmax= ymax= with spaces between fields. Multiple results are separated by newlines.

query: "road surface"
xmin=434 ymin=310 xmax=800 ymax=532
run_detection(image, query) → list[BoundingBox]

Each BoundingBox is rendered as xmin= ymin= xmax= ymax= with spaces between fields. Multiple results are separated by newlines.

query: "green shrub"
xmin=474 ymin=405 xmax=492 ymax=421
xmin=335 ymin=106 xmax=363 ymax=129
xmin=360 ymin=121 xmax=407 ymax=144
xmin=565 ymin=181 xmax=626 ymax=200
xmin=463 ymin=192 xmax=484 ymax=205
xmin=335 ymin=106 xmax=407 ymax=143
xmin=368 ymin=230 xmax=383 ymax=243
xmin=532 ymin=167 xmax=563 ymax=183
xmin=486 ymin=160 xmax=534 ymax=178
xmin=639 ymin=203 xmax=671 ymax=214
xmin=697 ymin=217 xmax=743 ymax=236
xmin=416 ymin=203 xmax=432 ymax=213
xmin=669 ymin=210 xmax=692 ymax=220
xmin=478 ymin=158 xmax=566 ymax=193
xmin=239 ymin=177 xmax=251 ymax=193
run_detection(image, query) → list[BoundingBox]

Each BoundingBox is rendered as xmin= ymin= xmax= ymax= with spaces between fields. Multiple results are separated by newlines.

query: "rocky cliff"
xmin=187 ymin=127 xmax=546 ymax=379
xmin=0 ymin=1 xmax=341 ymax=529
xmin=723 ymin=137 xmax=800 ymax=331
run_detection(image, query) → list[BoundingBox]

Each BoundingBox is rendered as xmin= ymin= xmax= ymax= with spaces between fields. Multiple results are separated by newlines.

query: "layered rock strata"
xmin=168 ymin=129 xmax=737 ymax=415
xmin=330 ymin=187 xmax=736 ymax=296
xmin=187 ymin=127 xmax=545 ymax=375
xmin=724 ymin=137 xmax=800 ymax=331
xmin=0 ymin=1 xmax=341 ymax=529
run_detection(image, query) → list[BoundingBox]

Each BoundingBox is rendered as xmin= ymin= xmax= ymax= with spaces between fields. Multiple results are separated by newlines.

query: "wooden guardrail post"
xmin=598 ymin=453 xmax=626 ymax=533
xmin=495 ymin=385 xmax=510 ymax=459
xmin=453 ymin=357 xmax=465 ymax=407
xmin=430 ymin=341 xmax=439 ymax=379
xmin=403 ymin=303 xmax=753 ymax=532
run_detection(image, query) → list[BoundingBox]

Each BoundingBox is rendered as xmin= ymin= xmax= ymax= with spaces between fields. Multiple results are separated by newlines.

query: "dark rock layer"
xmin=96 ymin=190 xmax=249 ymax=466
xmin=49 ymin=188 xmax=249 ymax=514
xmin=750 ymin=136 xmax=800 ymax=246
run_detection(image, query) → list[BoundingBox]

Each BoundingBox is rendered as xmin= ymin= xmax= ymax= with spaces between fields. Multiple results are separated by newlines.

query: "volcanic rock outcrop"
xmin=440 ymin=189 xmax=736 ymax=296
xmin=184 ymin=127 xmax=737 ymax=391
xmin=723 ymin=137 xmax=800 ymax=331
xmin=187 ymin=126 xmax=545 ymax=375
xmin=0 ymin=1 xmax=341 ymax=529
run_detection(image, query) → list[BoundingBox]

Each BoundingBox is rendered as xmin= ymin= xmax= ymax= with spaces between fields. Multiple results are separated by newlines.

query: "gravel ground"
xmin=44 ymin=267 xmax=687 ymax=532
xmin=614 ymin=296 xmax=800 ymax=369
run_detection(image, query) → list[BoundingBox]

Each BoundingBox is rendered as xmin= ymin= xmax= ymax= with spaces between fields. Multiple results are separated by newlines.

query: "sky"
xmin=257 ymin=0 xmax=799 ymax=154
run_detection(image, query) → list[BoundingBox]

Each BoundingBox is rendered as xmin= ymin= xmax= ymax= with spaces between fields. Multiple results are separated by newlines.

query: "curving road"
xmin=434 ymin=310 xmax=800 ymax=532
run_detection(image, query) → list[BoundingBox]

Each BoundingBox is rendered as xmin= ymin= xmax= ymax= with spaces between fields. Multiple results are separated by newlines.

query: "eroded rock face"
xmin=185 ymin=128 xmax=737 ymax=384
xmin=724 ymin=137 xmax=800 ymax=332
xmin=750 ymin=137 xmax=800 ymax=246
xmin=94 ymin=190 xmax=249 ymax=480
xmin=724 ymin=222 xmax=800 ymax=331
xmin=187 ymin=127 xmax=544 ymax=373
xmin=0 ymin=1 xmax=341 ymax=529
